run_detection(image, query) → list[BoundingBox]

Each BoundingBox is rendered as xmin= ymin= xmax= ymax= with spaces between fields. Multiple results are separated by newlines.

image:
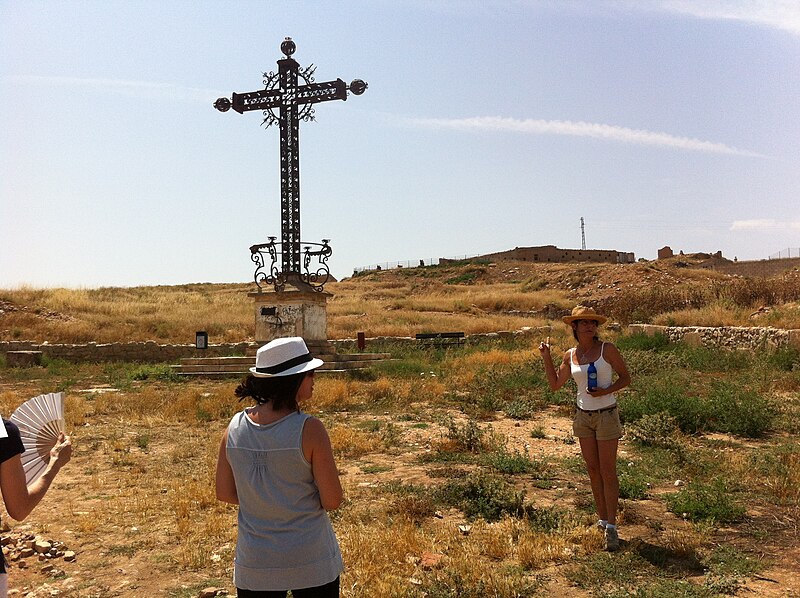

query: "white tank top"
xmin=570 ymin=343 xmax=617 ymax=410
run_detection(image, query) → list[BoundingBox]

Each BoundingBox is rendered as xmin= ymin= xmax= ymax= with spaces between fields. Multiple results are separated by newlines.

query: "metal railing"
xmin=353 ymin=255 xmax=482 ymax=275
xmin=768 ymin=248 xmax=800 ymax=260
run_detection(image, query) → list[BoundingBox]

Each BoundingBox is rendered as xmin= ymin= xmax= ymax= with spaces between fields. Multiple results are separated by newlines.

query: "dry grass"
xmin=0 ymin=284 xmax=253 ymax=343
xmin=3 ymin=260 xmax=800 ymax=344
xmin=1 ymin=259 xmax=800 ymax=594
xmin=1 ymin=348 xmax=799 ymax=594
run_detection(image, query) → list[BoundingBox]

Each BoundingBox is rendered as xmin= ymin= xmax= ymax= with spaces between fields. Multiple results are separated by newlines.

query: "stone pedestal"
xmin=249 ymin=276 xmax=331 ymax=346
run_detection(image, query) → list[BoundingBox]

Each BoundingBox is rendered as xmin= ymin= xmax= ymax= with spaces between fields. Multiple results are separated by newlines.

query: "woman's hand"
xmin=48 ymin=433 xmax=72 ymax=472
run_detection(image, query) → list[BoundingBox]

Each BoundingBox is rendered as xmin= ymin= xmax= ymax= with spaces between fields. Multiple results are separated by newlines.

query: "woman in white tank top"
xmin=539 ymin=306 xmax=630 ymax=551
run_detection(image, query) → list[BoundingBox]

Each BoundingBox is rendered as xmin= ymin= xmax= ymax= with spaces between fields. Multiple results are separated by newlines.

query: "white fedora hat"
xmin=249 ymin=337 xmax=324 ymax=378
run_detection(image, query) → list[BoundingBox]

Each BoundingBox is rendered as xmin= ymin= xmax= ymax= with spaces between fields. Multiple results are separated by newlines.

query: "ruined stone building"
xmin=442 ymin=245 xmax=635 ymax=265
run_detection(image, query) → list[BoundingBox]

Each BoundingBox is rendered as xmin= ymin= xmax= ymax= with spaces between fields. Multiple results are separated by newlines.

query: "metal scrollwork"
xmin=250 ymin=238 xmax=332 ymax=293
xmin=301 ymin=239 xmax=332 ymax=291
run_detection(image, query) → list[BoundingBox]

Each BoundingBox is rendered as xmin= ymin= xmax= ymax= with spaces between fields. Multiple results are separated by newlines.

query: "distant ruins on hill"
xmin=658 ymin=245 xmax=800 ymax=278
xmin=440 ymin=245 xmax=635 ymax=266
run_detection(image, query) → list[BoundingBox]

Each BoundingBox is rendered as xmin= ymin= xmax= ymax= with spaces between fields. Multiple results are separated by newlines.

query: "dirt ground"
xmin=1 ymin=381 xmax=798 ymax=597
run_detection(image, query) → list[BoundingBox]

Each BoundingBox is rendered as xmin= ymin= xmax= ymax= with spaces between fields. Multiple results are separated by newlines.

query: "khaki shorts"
xmin=573 ymin=405 xmax=622 ymax=441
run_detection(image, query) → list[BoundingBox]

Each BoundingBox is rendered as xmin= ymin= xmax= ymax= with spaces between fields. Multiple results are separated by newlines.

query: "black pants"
xmin=237 ymin=577 xmax=340 ymax=598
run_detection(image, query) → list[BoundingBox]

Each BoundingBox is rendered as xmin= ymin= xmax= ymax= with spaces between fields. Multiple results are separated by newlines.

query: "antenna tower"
xmin=580 ymin=217 xmax=586 ymax=250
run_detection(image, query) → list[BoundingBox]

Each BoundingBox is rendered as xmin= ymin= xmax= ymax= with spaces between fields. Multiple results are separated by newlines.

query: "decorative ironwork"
xmin=250 ymin=238 xmax=332 ymax=292
xmin=215 ymin=37 xmax=367 ymax=292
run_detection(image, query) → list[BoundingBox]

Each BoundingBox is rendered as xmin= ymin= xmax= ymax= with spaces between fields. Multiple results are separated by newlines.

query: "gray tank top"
xmin=226 ymin=410 xmax=343 ymax=591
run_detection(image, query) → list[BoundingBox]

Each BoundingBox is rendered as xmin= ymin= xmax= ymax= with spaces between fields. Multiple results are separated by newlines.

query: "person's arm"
xmin=0 ymin=433 xmax=72 ymax=521
xmin=303 ymin=417 xmax=343 ymax=511
xmin=539 ymin=342 xmax=572 ymax=391
xmin=215 ymin=430 xmax=239 ymax=505
xmin=587 ymin=343 xmax=631 ymax=398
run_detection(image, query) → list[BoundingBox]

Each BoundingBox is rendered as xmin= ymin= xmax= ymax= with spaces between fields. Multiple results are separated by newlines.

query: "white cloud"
xmin=730 ymin=219 xmax=800 ymax=230
xmin=407 ymin=115 xmax=766 ymax=157
xmin=612 ymin=0 xmax=800 ymax=36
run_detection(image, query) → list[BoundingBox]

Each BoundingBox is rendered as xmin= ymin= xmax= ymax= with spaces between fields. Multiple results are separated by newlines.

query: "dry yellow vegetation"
xmin=2 ymin=257 xmax=799 ymax=345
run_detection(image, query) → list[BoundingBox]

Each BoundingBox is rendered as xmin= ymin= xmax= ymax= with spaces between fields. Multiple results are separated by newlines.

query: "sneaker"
xmin=604 ymin=526 xmax=620 ymax=551
xmin=595 ymin=519 xmax=608 ymax=531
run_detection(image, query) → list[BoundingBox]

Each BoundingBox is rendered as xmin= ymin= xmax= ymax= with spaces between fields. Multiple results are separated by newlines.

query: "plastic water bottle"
xmin=587 ymin=361 xmax=598 ymax=391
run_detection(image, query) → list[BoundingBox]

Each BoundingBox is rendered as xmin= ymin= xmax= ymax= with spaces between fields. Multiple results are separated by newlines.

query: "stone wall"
xmin=0 ymin=340 xmax=255 ymax=364
xmin=2 ymin=323 xmax=798 ymax=365
xmin=628 ymin=324 xmax=800 ymax=351
xmin=441 ymin=245 xmax=635 ymax=265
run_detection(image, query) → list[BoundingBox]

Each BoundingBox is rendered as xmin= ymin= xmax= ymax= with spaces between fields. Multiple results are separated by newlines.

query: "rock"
xmin=34 ymin=539 xmax=52 ymax=553
xmin=420 ymin=551 xmax=444 ymax=570
xmin=198 ymin=588 xmax=224 ymax=598
xmin=63 ymin=551 xmax=76 ymax=562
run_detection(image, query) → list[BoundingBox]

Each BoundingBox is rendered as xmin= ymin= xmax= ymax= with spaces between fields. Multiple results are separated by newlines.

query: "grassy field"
xmin=2 ymin=258 xmax=799 ymax=344
xmin=0 ymin=336 xmax=799 ymax=596
xmin=0 ymin=259 xmax=799 ymax=596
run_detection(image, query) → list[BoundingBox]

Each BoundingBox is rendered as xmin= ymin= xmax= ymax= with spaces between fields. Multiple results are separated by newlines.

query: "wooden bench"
xmin=415 ymin=332 xmax=465 ymax=347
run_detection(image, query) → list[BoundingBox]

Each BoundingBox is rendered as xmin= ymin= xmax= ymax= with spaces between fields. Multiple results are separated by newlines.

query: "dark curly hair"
xmin=234 ymin=373 xmax=307 ymax=410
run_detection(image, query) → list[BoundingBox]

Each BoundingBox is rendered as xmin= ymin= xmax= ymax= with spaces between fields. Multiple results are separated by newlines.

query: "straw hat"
xmin=249 ymin=337 xmax=324 ymax=378
xmin=562 ymin=305 xmax=608 ymax=326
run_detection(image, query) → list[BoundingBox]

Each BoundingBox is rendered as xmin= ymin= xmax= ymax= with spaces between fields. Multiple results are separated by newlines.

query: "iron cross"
xmin=214 ymin=37 xmax=367 ymax=284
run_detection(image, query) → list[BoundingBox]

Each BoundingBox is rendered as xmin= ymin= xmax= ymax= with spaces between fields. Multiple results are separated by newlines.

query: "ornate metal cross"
xmin=214 ymin=37 xmax=367 ymax=292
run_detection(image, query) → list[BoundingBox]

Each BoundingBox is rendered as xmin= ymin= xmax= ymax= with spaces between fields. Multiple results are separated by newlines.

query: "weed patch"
xmin=434 ymin=472 xmax=525 ymax=522
xmin=666 ymin=479 xmax=745 ymax=523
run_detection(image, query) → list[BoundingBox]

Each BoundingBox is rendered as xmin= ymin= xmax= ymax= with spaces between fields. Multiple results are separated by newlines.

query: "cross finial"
xmin=281 ymin=37 xmax=296 ymax=58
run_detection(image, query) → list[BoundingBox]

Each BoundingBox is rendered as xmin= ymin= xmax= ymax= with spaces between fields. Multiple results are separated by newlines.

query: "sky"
xmin=2 ymin=0 xmax=799 ymax=288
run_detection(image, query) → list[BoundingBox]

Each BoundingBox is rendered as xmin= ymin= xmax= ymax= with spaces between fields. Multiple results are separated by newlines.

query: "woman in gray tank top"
xmin=215 ymin=337 xmax=344 ymax=597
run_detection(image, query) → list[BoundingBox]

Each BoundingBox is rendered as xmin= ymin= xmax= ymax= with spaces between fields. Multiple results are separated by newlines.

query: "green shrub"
xmin=434 ymin=472 xmax=525 ymax=521
xmin=606 ymin=580 xmax=717 ymax=598
xmin=665 ymin=479 xmax=745 ymax=523
xmin=626 ymin=412 xmax=681 ymax=448
xmin=480 ymin=448 xmax=548 ymax=477
xmin=504 ymin=399 xmax=539 ymax=420
xmin=618 ymin=466 xmax=649 ymax=500
xmin=129 ymin=364 xmax=181 ymax=382
xmin=674 ymin=344 xmax=752 ymax=372
xmin=622 ymin=349 xmax=683 ymax=376
xmin=706 ymin=381 xmax=773 ymax=438
xmin=622 ymin=375 xmax=707 ymax=434
xmin=445 ymin=418 xmax=488 ymax=453
xmin=524 ymin=505 xmax=572 ymax=533
xmin=617 ymin=332 xmax=671 ymax=352
xmin=767 ymin=347 xmax=800 ymax=372
xmin=530 ymin=426 xmax=547 ymax=439
xmin=703 ymin=544 xmax=762 ymax=578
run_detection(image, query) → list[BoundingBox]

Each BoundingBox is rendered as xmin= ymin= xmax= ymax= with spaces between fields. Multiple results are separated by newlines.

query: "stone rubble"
xmin=1 ymin=531 xmax=75 ymax=571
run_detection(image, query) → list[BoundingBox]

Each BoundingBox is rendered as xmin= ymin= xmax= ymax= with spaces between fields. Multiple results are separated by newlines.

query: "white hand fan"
xmin=10 ymin=392 xmax=65 ymax=485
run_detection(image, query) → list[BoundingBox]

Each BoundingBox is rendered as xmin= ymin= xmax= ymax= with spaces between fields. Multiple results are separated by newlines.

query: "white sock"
xmin=606 ymin=523 xmax=617 ymax=531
